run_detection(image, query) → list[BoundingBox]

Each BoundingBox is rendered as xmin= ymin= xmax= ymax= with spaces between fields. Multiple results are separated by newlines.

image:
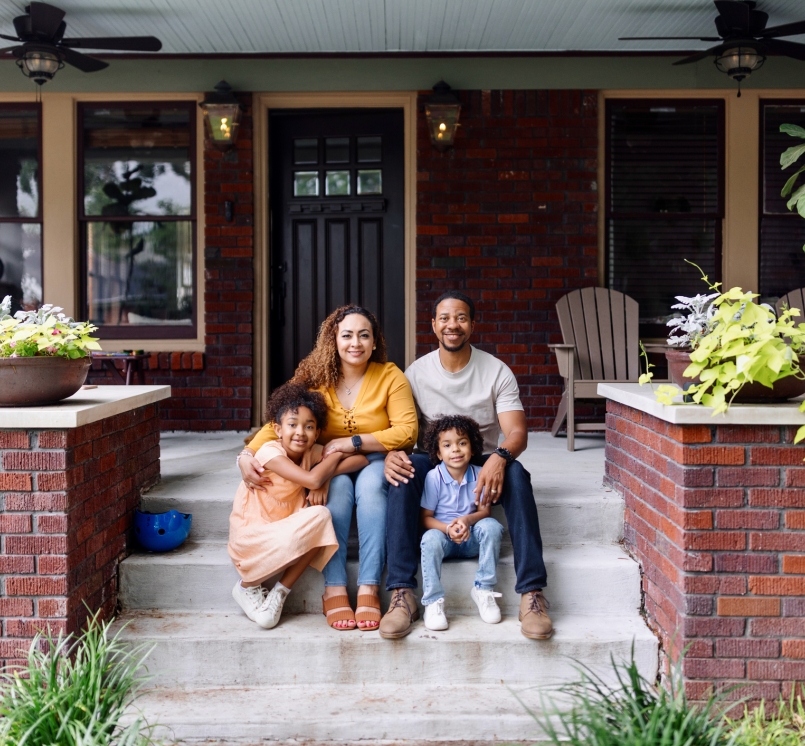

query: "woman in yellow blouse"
xmin=239 ymin=305 xmax=417 ymax=631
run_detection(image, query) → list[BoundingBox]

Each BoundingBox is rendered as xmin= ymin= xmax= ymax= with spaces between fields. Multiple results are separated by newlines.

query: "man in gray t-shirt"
xmin=378 ymin=291 xmax=552 ymax=641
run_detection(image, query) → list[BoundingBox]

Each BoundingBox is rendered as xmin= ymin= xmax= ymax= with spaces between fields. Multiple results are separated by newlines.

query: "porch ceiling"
xmin=1 ymin=0 xmax=804 ymax=56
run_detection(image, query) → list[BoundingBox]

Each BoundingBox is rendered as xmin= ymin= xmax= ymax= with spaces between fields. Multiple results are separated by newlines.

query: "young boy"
xmin=419 ymin=415 xmax=505 ymax=631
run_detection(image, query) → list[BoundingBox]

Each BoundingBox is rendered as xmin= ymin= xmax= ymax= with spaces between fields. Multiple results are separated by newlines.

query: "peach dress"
xmin=228 ymin=442 xmax=338 ymax=584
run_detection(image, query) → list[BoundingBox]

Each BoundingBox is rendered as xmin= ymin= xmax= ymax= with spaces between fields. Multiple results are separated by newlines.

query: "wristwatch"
xmin=494 ymin=446 xmax=515 ymax=466
xmin=351 ymin=435 xmax=363 ymax=452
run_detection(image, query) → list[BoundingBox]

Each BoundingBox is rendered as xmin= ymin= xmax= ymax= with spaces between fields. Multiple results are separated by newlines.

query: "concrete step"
xmin=119 ymin=541 xmax=641 ymax=616
xmin=116 ymin=611 xmax=658 ymax=689
xmin=130 ymin=682 xmax=575 ymax=743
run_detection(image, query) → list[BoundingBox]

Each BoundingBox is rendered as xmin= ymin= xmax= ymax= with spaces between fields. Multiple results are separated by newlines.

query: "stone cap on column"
xmin=598 ymin=382 xmax=805 ymax=426
xmin=0 ymin=385 xmax=171 ymax=429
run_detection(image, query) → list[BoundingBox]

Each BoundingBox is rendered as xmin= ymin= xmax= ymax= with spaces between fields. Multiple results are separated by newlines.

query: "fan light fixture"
xmin=424 ymin=81 xmax=461 ymax=152
xmin=199 ymin=81 xmax=243 ymax=151
xmin=16 ymin=47 xmax=63 ymax=85
xmin=714 ymin=43 xmax=765 ymax=94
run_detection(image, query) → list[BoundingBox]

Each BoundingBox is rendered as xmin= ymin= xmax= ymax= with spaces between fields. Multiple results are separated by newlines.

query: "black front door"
xmin=269 ymin=109 xmax=405 ymax=389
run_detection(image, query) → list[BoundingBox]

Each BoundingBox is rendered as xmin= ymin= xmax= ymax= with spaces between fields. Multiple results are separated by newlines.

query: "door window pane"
xmin=325 ymin=137 xmax=349 ymax=163
xmin=325 ymin=171 xmax=350 ymax=196
xmin=85 ymin=221 xmax=193 ymax=327
xmin=0 ymin=108 xmax=39 ymax=219
xmin=82 ymin=105 xmax=192 ymax=217
xmin=294 ymin=171 xmax=319 ymax=197
xmin=357 ymin=136 xmax=382 ymax=162
xmin=294 ymin=138 xmax=318 ymax=164
xmin=357 ymin=169 xmax=382 ymax=195
xmin=0 ymin=223 xmax=42 ymax=313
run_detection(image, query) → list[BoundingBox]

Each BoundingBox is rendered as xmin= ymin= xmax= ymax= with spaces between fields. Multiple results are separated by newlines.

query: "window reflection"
xmin=0 ymin=224 xmax=42 ymax=313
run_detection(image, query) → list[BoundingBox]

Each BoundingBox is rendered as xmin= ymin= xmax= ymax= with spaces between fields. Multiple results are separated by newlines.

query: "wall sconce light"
xmin=199 ymin=80 xmax=243 ymax=150
xmin=424 ymin=80 xmax=461 ymax=152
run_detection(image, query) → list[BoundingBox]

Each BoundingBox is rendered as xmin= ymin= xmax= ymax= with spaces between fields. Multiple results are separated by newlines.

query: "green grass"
xmin=727 ymin=691 xmax=805 ymax=746
xmin=0 ymin=610 xmax=160 ymax=746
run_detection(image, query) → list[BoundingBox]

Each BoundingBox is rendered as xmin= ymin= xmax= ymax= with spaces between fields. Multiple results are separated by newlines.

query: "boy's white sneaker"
xmin=471 ymin=587 xmax=502 ymax=624
xmin=232 ymin=581 xmax=268 ymax=623
xmin=423 ymin=598 xmax=448 ymax=631
xmin=254 ymin=586 xmax=287 ymax=630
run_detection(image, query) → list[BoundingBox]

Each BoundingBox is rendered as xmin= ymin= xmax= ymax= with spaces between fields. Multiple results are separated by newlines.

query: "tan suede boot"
xmin=519 ymin=590 xmax=553 ymax=639
xmin=378 ymin=588 xmax=419 ymax=639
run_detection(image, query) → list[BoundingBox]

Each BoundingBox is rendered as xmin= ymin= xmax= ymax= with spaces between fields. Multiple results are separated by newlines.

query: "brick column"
xmin=605 ymin=399 xmax=805 ymax=704
xmin=0 ymin=404 xmax=160 ymax=666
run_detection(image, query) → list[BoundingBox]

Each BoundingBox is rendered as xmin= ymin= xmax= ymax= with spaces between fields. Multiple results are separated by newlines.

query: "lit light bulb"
xmin=439 ymin=122 xmax=446 ymax=131
xmin=220 ymin=117 xmax=228 ymax=134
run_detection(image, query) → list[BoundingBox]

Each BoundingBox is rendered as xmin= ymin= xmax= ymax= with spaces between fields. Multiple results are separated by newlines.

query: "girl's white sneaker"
xmin=232 ymin=581 xmax=268 ymax=623
xmin=471 ymin=587 xmax=502 ymax=624
xmin=423 ymin=598 xmax=448 ymax=630
xmin=254 ymin=586 xmax=288 ymax=629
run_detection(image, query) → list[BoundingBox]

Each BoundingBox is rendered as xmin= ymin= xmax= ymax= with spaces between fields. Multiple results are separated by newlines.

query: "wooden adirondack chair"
xmin=549 ymin=287 xmax=641 ymax=451
xmin=775 ymin=288 xmax=805 ymax=318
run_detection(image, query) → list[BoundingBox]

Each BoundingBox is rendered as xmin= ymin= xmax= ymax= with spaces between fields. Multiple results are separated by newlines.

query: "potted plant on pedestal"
xmin=0 ymin=297 xmax=102 ymax=406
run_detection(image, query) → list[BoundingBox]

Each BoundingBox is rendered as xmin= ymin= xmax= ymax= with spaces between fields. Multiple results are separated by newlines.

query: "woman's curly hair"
xmin=423 ymin=414 xmax=484 ymax=465
xmin=292 ymin=305 xmax=387 ymax=390
xmin=265 ymin=382 xmax=329 ymax=430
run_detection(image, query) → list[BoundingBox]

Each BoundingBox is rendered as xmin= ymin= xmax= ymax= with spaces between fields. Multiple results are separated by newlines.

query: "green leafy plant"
xmin=524 ymin=645 xmax=737 ymax=746
xmin=727 ymin=690 xmax=805 ymax=746
xmin=779 ymin=123 xmax=805 ymax=248
xmin=0 ymin=610 xmax=159 ymax=746
xmin=0 ymin=296 xmax=101 ymax=359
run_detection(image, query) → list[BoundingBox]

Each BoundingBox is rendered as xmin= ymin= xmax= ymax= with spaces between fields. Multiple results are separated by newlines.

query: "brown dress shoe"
xmin=519 ymin=590 xmax=553 ymax=639
xmin=378 ymin=588 xmax=420 ymax=639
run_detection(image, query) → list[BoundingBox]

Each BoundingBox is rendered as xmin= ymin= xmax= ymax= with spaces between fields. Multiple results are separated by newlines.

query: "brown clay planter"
xmin=0 ymin=356 xmax=91 ymax=407
xmin=664 ymin=347 xmax=805 ymax=403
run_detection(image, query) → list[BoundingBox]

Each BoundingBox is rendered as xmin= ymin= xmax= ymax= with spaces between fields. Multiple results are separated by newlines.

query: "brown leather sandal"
xmin=355 ymin=594 xmax=382 ymax=630
xmin=322 ymin=594 xmax=356 ymax=630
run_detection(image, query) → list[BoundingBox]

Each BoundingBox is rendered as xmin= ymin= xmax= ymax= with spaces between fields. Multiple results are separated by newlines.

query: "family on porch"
xmin=228 ymin=291 xmax=553 ymax=640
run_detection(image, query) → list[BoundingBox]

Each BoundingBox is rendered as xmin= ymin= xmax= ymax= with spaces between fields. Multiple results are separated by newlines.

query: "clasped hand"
xmin=446 ymin=517 xmax=470 ymax=543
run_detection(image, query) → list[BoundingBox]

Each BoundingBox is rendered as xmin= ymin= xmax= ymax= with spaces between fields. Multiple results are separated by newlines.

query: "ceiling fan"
xmin=620 ymin=0 xmax=805 ymax=94
xmin=0 ymin=2 xmax=161 ymax=85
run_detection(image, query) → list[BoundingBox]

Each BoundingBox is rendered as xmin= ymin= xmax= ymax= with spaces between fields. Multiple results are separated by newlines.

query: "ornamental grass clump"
xmin=726 ymin=691 xmax=805 ymax=746
xmin=0 ymin=610 xmax=159 ymax=746
xmin=0 ymin=295 xmax=101 ymax=359
xmin=528 ymin=647 xmax=736 ymax=746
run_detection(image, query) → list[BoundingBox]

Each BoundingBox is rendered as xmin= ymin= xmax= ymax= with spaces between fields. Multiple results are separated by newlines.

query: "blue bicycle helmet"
xmin=134 ymin=509 xmax=192 ymax=552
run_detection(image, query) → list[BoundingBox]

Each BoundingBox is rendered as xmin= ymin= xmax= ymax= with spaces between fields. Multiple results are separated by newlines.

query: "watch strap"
xmin=351 ymin=435 xmax=363 ymax=452
xmin=494 ymin=447 xmax=515 ymax=465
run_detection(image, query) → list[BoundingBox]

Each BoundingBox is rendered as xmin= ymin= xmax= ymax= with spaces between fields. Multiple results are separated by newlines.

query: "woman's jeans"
xmin=420 ymin=517 xmax=504 ymax=606
xmin=322 ymin=453 xmax=389 ymax=587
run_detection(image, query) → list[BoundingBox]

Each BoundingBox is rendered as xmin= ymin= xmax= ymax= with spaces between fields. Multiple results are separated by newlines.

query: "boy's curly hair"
xmin=292 ymin=305 xmax=387 ymax=390
xmin=422 ymin=414 xmax=484 ymax=465
xmin=265 ymin=383 xmax=329 ymax=430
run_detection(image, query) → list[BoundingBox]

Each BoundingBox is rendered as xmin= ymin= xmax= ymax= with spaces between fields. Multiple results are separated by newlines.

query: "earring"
xmin=373 ymin=346 xmax=376 ymax=350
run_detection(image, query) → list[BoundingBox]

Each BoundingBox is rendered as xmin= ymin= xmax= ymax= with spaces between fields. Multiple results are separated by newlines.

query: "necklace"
xmin=340 ymin=372 xmax=365 ymax=396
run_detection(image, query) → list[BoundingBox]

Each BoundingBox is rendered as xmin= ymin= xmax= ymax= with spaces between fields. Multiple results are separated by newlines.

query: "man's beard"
xmin=439 ymin=334 xmax=468 ymax=353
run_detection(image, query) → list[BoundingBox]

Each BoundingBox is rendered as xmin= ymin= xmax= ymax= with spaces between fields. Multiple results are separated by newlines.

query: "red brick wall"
xmin=87 ymin=95 xmax=254 ymax=431
xmin=605 ymin=400 xmax=805 ymax=703
xmin=0 ymin=405 xmax=160 ymax=666
xmin=416 ymin=90 xmax=599 ymax=429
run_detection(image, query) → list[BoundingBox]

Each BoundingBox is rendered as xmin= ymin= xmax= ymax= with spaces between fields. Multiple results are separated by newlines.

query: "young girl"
xmin=420 ymin=415 xmax=505 ymax=631
xmin=229 ymin=383 xmax=368 ymax=629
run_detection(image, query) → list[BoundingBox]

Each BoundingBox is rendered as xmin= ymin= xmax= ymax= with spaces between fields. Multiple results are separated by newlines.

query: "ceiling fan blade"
xmin=59 ymin=46 xmax=108 ymax=72
xmin=61 ymin=35 xmax=162 ymax=52
xmin=619 ymin=36 xmax=722 ymax=40
xmin=672 ymin=44 xmax=725 ymax=65
xmin=760 ymin=20 xmax=805 ymax=39
xmin=764 ymin=38 xmax=805 ymax=61
xmin=0 ymin=34 xmax=21 ymax=42
xmin=0 ymin=45 xmax=22 ymax=54
xmin=714 ymin=0 xmax=750 ymax=29
xmin=28 ymin=2 xmax=66 ymax=39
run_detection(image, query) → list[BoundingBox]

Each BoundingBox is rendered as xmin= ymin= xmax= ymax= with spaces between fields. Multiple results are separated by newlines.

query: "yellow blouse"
xmin=248 ymin=362 xmax=418 ymax=453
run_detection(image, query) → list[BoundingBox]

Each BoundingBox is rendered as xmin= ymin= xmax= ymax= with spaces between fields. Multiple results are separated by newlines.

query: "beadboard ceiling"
xmin=1 ymin=0 xmax=804 ymax=55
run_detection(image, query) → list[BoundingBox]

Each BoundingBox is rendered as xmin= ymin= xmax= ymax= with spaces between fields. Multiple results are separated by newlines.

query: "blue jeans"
xmin=322 ymin=453 xmax=388 ymax=587
xmin=387 ymin=453 xmax=548 ymax=594
xmin=420 ymin=517 xmax=504 ymax=606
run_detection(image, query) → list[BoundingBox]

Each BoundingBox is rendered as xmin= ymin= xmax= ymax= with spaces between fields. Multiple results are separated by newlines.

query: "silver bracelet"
xmin=236 ymin=449 xmax=252 ymax=467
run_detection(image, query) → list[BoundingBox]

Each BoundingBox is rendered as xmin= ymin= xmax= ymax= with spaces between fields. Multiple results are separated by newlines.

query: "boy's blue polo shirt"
xmin=420 ymin=462 xmax=479 ymax=523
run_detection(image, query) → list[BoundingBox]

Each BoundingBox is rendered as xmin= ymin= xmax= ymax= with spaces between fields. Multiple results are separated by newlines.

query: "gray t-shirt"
xmin=405 ymin=346 xmax=524 ymax=455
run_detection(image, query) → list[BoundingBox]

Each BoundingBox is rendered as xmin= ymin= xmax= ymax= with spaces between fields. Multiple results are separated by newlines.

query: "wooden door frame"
xmin=252 ymin=92 xmax=417 ymax=427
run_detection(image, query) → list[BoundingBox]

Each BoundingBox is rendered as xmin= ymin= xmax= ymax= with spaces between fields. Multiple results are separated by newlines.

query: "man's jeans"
xmin=386 ymin=454 xmax=548 ymax=594
xmin=420 ymin=517 xmax=504 ymax=606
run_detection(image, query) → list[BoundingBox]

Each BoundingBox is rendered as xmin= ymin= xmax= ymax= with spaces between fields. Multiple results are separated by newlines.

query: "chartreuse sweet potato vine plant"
xmin=639 ymin=263 xmax=805 ymax=446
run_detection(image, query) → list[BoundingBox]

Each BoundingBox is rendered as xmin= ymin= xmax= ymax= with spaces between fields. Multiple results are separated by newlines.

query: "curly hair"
xmin=422 ymin=414 xmax=484 ymax=465
xmin=291 ymin=305 xmax=387 ymax=390
xmin=265 ymin=382 xmax=329 ymax=430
